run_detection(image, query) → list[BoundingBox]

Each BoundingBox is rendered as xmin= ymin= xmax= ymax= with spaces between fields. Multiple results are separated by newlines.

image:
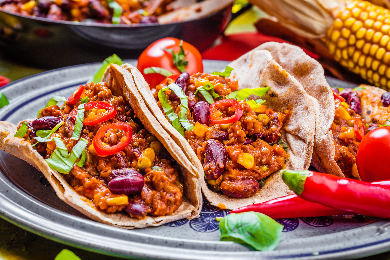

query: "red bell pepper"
xmin=231 ymin=179 xmax=390 ymax=218
xmin=67 ymin=85 xmax=84 ymax=104
xmin=0 ymin=75 xmax=10 ymax=87
xmin=354 ymin=118 xmax=365 ymax=141
xmin=332 ymin=90 xmax=345 ymax=102
xmin=92 ymin=122 xmax=132 ymax=156
xmin=281 ymin=170 xmax=390 ymax=219
xmin=210 ymin=99 xmax=243 ymax=124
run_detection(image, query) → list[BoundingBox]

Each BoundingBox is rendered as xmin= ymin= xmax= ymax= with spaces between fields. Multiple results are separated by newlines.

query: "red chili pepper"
xmin=92 ymin=122 xmax=132 ymax=156
xmin=231 ymin=180 xmax=390 ymax=218
xmin=210 ymin=99 xmax=243 ymax=124
xmin=70 ymin=101 xmax=116 ymax=126
xmin=333 ymin=90 xmax=345 ymax=102
xmin=281 ymin=170 xmax=390 ymax=219
xmin=354 ymin=117 xmax=365 ymax=141
xmin=0 ymin=75 xmax=10 ymax=87
xmin=67 ymin=85 xmax=84 ymax=104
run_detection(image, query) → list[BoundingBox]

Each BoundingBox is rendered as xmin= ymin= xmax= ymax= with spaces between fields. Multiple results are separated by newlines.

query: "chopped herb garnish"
xmin=89 ymin=54 xmax=123 ymax=83
xmin=14 ymin=122 xmax=29 ymax=138
xmin=33 ymin=121 xmax=64 ymax=146
xmin=194 ymin=82 xmax=221 ymax=104
xmin=37 ymin=96 xmax=67 ymax=117
xmin=167 ymin=83 xmax=194 ymax=132
xmin=227 ymin=87 xmax=271 ymax=101
xmin=80 ymin=96 xmax=89 ymax=104
xmin=158 ymin=87 xmax=185 ymax=136
xmin=165 ymin=40 xmax=188 ymax=73
xmin=107 ymin=0 xmax=122 ymax=24
xmin=76 ymin=149 xmax=87 ymax=167
xmin=55 ymin=249 xmax=81 ymax=260
xmin=71 ymin=104 xmax=85 ymax=140
xmin=144 ymin=67 xmax=174 ymax=77
xmin=246 ymin=99 xmax=265 ymax=109
xmin=354 ymin=86 xmax=366 ymax=91
xmin=36 ymin=130 xmax=51 ymax=138
xmin=0 ymin=93 xmax=9 ymax=108
xmin=278 ymin=139 xmax=288 ymax=152
xmin=211 ymin=66 xmax=234 ymax=77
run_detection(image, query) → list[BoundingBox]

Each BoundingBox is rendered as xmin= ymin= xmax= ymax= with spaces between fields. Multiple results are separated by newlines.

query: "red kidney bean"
xmin=339 ymin=88 xmax=352 ymax=100
xmin=89 ymin=0 xmax=108 ymax=19
xmin=108 ymin=171 xmax=144 ymax=195
xmin=332 ymin=88 xmax=340 ymax=94
xmin=193 ymin=101 xmax=210 ymax=124
xmin=37 ymin=0 xmax=51 ymax=13
xmin=381 ymin=92 xmax=390 ymax=107
xmin=188 ymin=100 xmax=197 ymax=111
xmin=170 ymin=72 xmax=190 ymax=101
xmin=243 ymin=138 xmax=254 ymax=145
xmin=31 ymin=116 xmax=62 ymax=130
xmin=125 ymin=200 xmax=148 ymax=218
xmin=210 ymin=130 xmax=228 ymax=141
xmin=347 ymin=92 xmax=362 ymax=115
xmin=139 ymin=15 xmax=158 ymax=24
xmin=110 ymin=168 xmax=139 ymax=178
xmin=220 ymin=178 xmax=259 ymax=198
xmin=204 ymin=139 xmax=227 ymax=180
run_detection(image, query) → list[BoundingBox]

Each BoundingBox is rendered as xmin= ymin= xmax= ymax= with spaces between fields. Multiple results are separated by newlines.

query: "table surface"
xmin=1 ymin=6 xmax=390 ymax=260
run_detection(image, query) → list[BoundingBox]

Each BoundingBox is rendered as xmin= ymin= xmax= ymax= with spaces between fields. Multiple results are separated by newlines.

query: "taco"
xmin=253 ymin=42 xmax=367 ymax=179
xmin=0 ymin=64 xmax=201 ymax=228
xmin=122 ymin=49 xmax=316 ymax=209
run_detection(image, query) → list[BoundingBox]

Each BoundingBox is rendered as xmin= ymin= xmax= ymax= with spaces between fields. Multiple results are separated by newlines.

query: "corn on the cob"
xmin=326 ymin=1 xmax=390 ymax=89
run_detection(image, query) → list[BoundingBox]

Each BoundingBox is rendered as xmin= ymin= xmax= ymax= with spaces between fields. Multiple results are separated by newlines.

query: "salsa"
xmin=154 ymin=71 xmax=289 ymax=198
xmin=18 ymin=82 xmax=183 ymax=219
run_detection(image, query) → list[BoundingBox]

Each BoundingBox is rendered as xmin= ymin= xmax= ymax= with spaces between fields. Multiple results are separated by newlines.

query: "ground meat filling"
xmin=21 ymin=82 xmax=183 ymax=219
xmin=332 ymin=97 xmax=365 ymax=178
xmin=155 ymin=72 xmax=289 ymax=198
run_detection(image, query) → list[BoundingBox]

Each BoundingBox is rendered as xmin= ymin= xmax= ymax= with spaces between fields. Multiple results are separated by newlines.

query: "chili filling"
xmin=155 ymin=72 xmax=289 ymax=198
xmin=18 ymin=82 xmax=183 ymax=219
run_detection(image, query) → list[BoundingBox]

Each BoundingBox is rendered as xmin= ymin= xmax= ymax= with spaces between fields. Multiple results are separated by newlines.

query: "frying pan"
xmin=0 ymin=2 xmax=251 ymax=68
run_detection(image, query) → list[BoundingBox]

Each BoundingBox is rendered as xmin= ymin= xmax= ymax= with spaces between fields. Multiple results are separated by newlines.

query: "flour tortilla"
xmin=124 ymin=50 xmax=316 ymax=209
xmin=0 ymin=64 xmax=201 ymax=228
xmin=254 ymin=42 xmax=344 ymax=177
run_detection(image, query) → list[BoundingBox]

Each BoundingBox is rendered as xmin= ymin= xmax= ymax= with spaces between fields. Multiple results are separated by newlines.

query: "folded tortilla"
xmin=122 ymin=49 xmax=317 ymax=209
xmin=0 ymin=64 xmax=202 ymax=228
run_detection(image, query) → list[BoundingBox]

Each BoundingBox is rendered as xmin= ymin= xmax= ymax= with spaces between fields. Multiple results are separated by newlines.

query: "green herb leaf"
xmin=219 ymin=212 xmax=283 ymax=251
xmin=55 ymin=249 xmax=81 ymax=260
xmin=353 ymin=86 xmax=366 ymax=91
xmin=246 ymin=99 xmax=265 ymax=109
xmin=194 ymin=82 xmax=221 ymax=104
xmin=80 ymin=96 xmax=89 ymax=104
xmin=144 ymin=67 xmax=174 ymax=77
xmin=211 ymin=66 xmax=234 ymax=77
xmin=89 ymin=54 xmax=124 ymax=83
xmin=37 ymin=96 xmax=67 ymax=117
xmin=107 ymin=0 xmax=122 ymax=24
xmin=14 ymin=122 xmax=29 ymax=138
xmin=165 ymin=40 xmax=188 ymax=73
xmin=36 ymin=130 xmax=51 ymax=138
xmin=158 ymin=87 xmax=185 ymax=136
xmin=228 ymin=87 xmax=271 ymax=101
xmin=0 ymin=93 xmax=9 ymax=108
xmin=71 ymin=104 xmax=85 ymax=140
xmin=278 ymin=139 xmax=288 ymax=152
xmin=76 ymin=149 xmax=87 ymax=167
xmin=33 ymin=121 xmax=64 ymax=146
xmin=45 ymin=138 xmax=88 ymax=174
xmin=167 ymin=83 xmax=194 ymax=132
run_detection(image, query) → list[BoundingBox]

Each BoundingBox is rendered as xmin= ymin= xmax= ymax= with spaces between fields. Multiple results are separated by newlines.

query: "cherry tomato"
xmin=137 ymin=37 xmax=203 ymax=89
xmin=356 ymin=126 xmax=390 ymax=182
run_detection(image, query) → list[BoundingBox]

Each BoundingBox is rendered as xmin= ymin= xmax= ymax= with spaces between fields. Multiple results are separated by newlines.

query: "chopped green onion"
xmin=165 ymin=40 xmax=188 ymax=73
xmin=52 ymin=137 xmax=68 ymax=157
xmin=194 ymin=82 xmax=221 ymax=104
xmin=36 ymin=130 xmax=51 ymax=138
xmin=246 ymin=99 xmax=265 ymax=109
xmin=107 ymin=0 xmax=122 ymax=24
xmin=167 ymin=83 xmax=194 ymax=132
xmin=226 ymin=87 xmax=271 ymax=101
xmin=80 ymin=97 xmax=89 ymax=104
xmin=89 ymin=54 xmax=123 ymax=83
xmin=76 ymin=149 xmax=87 ymax=167
xmin=14 ymin=122 xmax=29 ymax=138
xmin=33 ymin=121 xmax=63 ymax=146
xmin=37 ymin=96 xmax=67 ymax=117
xmin=71 ymin=104 xmax=85 ymax=140
xmin=144 ymin=67 xmax=174 ymax=77
xmin=211 ymin=66 xmax=234 ymax=77
xmin=0 ymin=93 xmax=9 ymax=108
xmin=158 ymin=87 xmax=185 ymax=136
xmin=45 ymin=138 xmax=88 ymax=174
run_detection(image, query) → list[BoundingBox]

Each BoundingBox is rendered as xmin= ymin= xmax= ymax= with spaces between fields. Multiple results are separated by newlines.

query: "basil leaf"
xmin=0 ymin=93 xmax=9 ymax=108
xmin=107 ymin=0 xmax=122 ymax=24
xmin=55 ymin=249 xmax=81 ymax=260
xmin=219 ymin=212 xmax=283 ymax=251
xmin=14 ymin=122 xmax=29 ymax=138
xmin=33 ymin=121 xmax=64 ymax=146
xmin=158 ymin=87 xmax=185 ymax=136
xmin=234 ymin=87 xmax=271 ymax=101
xmin=71 ymin=104 xmax=85 ymax=140
xmin=76 ymin=149 xmax=87 ymax=167
xmin=165 ymin=40 xmax=188 ymax=73
xmin=167 ymin=83 xmax=194 ymax=132
xmin=246 ymin=99 xmax=265 ymax=109
xmin=194 ymin=82 xmax=220 ymax=104
xmin=80 ymin=96 xmax=89 ymax=104
xmin=52 ymin=137 xmax=68 ymax=157
xmin=144 ymin=67 xmax=174 ymax=77
xmin=211 ymin=66 xmax=234 ymax=77
xmin=225 ymin=91 xmax=238 ymax=99
xmin=45 ymin=138 xmax=88 ymax=174
xmin=36 ymin=130 xmax=51 ymax=138
xmin=89 ymin=54 xmax=123 ymax=83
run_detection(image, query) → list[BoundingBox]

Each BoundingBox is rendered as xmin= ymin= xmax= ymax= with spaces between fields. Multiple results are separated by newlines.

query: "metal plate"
xmin=0 ymin=60 xmax=390 ymax=260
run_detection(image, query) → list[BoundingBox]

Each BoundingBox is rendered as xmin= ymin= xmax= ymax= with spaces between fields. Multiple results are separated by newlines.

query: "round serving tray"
xmin=0 ymin=60 xmax=389 ymax=260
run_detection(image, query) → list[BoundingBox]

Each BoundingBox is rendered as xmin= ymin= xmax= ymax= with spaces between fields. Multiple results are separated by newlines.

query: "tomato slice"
xmin=332 ymin=90 xmax=345 ymax=102
xmin=354 ymin=118 xmax=365 ymax=141
xmin=0 ymin=75 xmax=10 ymax=87
xmin=93 ymin=122 xmax=132 ymax=156
xmin=210 ymin=99 xmax=243 ymax=124
xmin=67 ymin=85 xmax=84 ymax=104
xmin=70 ymin=101 xmax=116 ymax=125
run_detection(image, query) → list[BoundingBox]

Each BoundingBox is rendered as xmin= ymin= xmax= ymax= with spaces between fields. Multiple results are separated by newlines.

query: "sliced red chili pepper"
xmin=67 ymin=85 xmax=85 ymax=104
xmin=210 ymin=99 xmax=243 ymax=124
xmin=92 ymin=122 xmax=132 ymax=156
xmin=84 ymin=101 xmax=116 ymax=125
xmin=0 ymin=75 xmax=10 ymax=87
xmin=281 ymin=170 xmax=390 ymax=219
xmin=332 ymin=90 xmax=345 ymax=102
xmin=354 ymin=117 xmax=365 ymax=141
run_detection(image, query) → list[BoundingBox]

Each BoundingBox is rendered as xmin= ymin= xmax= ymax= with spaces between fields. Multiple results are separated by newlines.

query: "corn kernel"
xmin=369 ymin=11 xmax=379 ymax=19
xmin=193 ymin=122 xmax=208 ymax=137
xmin=347 ymin=119 xmax=355 ymax=127
xmin=364 ymin=19 xmax=374 ymax=28
xmin=337 ymin=106 xmax=351 ymax=120
xmin=370 ymin=44 xmax=379 ymax=56
xmin=348 ymin=60 xmax=355 ymax=69
xmin=351 ymin=20 xmax=363 ymax=33
xmin=356 ymin=28 xmax=367 ymax=39
xmin=341 ymin=60 xmax=348 ymax=68
xmin=376 ymin=47 xmax=386 ymax=60
xmin=356 ymin=39 xmax=365 ymax=49
xmin=137 ymin=156 xmax=152 ymax=170
xmin=372 ymin=60 xmax=380 ymax=71
xmin=345 ymin=17 xmax=356 ymax=28
xmin=359 ymin=11 xmax=368 ymax=21
xmin=331 ymin=30 xmax=340 ymax=42
xmin=387 ymin=81 xmax=390 ymax=89
xmin=373 ymin=72 xmax=380 ymax=82
xmin=341 ymin=28 xmax=351 ymax=38
xmin=335 ymin=49 xmax=342 ymax=61
xmin=383 ymin=52 xmax=390 ymax=63
xmin=366 ymin=56 xmax=373 ymax=68
xmin=353 ymin=66 xmax=361 ymax=74
xmin=348 ymin=35 xmax=356 ymax=45
xmin=362 ymin=43 xmax=371 ymax=55
xmin=341 ymin=102 xmax=349 ymax=108
xmin=353 ymin=51 xmax=361 ymax=63
xmin=340 ymin=10 xmax=351 ymax=21
xmin=328 ymin=42 xmax=336 ymax=55
xmin=358 ymin=55 xmax=366 ymax=67
xmin=338 ymin=38 xmax=348 ymax=48
xmin=333 ymin=18 xmax=343 ymax=29
xmin=373 ymin=32 xmax=384 ymax=43
xmin=379 ymin=64 xmax=387 ymax=75
xmin=260 ymin=165 xmax=268 ymax=172
xmin=360 ymin=67 xmax=367 ymax=78
xmin=150 ymin=141 xmax=162 ymax=153
xmin=207 ymin=179 xmax=217 ymax=186
xmin=373 ymin=21 xmax=384 ymax=31
xmin=348 ymin=46 xmax=355 ymax=56
xmin=253 ymin=105 xmax=266 ymax=113
xmin=378 ymin=14 xmax=386 ymax=21
xmin=21 ymin=0 xmax=36 ymax=11
xmin=381 ymin=35 xmax=390 ymax=47
xmin=381 ymin=77 xmax=387 ymax=87
xmin=352 ymin=7 xmax=362 ymax=18
xmin=89 ymin=144 xmax=98 ymax=156
xmin=107 ymin=195 xmax=128 ymax=206
xmin=257 ymin=114 xmax=270 ymax=125
xmin=382 ymin=24 xmax=390 ymax=34
xmin=326 ymin=27 xmax=333 ymax=39
xmin=385 ymin=18 xmax=390 ymax=24
xmin=367 ymin=70 xmax=373 ymax=80
xmin=237 ymin=153 xmax=255 ymax=169
xmin=342 ymin=49 xmax=349 ymax=60
xmin=338 ymin=126 xmax=355 ymax=139
xmin=352 ymin=163 xmax=359 ymax=178
xmin=365 ymin=29 xmax=375 ymax=41
xmin=142 ymin=147 xmax=155 ymax=162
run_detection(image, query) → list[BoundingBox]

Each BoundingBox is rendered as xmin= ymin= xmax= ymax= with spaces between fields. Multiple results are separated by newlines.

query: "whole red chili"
xmin=231 ymin=179 xmax=390 ymax=218
xmin=67 ymin=85 xmax=84 ymax=104
xmin=92 ymin=122 xmax=132 ymax=156
xmin=281 ymin=170 xmax=390 ymax=219
xmin=210 ymin=99 xmax=243 ymax=124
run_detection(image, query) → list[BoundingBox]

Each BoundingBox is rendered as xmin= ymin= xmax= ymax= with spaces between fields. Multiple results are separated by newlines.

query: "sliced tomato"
xmin=92 ymin=122 xmax=132 ymax=156
xmin=67 ymin=85 xmax=84 ymax=104
xmin=210 ymin=99 xmax=243 ymax=124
